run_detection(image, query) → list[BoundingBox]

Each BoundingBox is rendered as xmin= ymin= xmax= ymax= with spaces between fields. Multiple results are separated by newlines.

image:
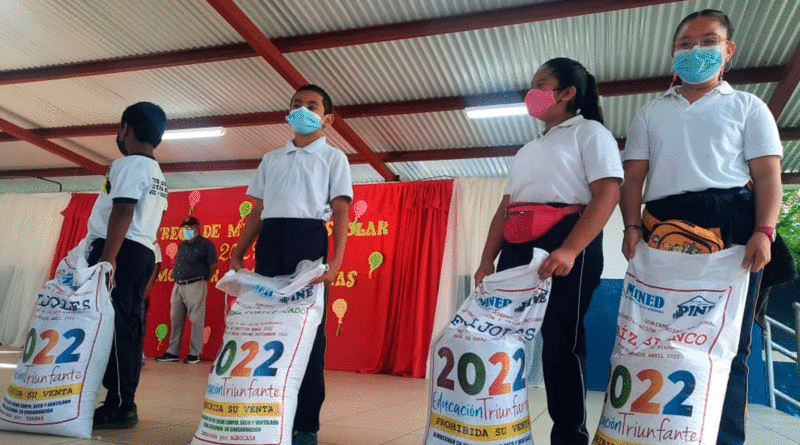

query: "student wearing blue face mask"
xmin=619 ymin=9 xmax=788 ymax=445
xmin=157 ymin=216 xmax=218 ymax=364
xmin=230 ymin=84 xmax=352 ymax=445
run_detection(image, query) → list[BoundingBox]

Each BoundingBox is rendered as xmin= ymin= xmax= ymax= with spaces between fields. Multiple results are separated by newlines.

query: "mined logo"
xmin=476 ymin=295 xmax=513 ymax=310
xmin=624 ymin=283 xmax=665 ymax=313
xmin=673 ymin=296 xmax=716 ymax=319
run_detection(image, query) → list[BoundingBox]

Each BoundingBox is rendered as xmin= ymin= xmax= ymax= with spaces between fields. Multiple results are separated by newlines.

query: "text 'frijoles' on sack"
xmin=190 ymin=259 xmax=326 ymax=445
xmin=0 ymin=240 xmax=115 ymax=439
xmin=425 ymin=248 xmax=551 ymax=445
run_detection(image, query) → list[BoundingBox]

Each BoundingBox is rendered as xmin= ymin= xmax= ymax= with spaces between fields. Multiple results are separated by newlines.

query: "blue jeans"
xmin=716 ymin=270 xmax=762 ymax=445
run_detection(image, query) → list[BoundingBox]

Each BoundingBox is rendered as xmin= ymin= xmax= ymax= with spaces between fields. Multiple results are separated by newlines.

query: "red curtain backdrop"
xmin=48 ymin=193 xmax=98 ymax=278
xmin=50 ymin=180 xmax=453 ymax=378
xmin=324 ymin=180 xmax=453 ymax=377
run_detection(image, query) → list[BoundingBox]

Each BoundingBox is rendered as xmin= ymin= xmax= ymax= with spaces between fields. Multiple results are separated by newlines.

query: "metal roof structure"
xmin=1 ymin=0 xmax=799 ymax=192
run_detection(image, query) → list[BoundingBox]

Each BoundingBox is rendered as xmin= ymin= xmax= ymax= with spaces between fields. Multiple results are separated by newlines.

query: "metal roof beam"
xmin=205 ymin=0 xmax=397 ymax=181
xmin=0 ymin=65 xmax=783 ymax=143
xmin=0 ymin=0 xmax=683 ymax=85
xmin=768 ymin=40 xmax=800 ymax=119
xmin=0 ymin=117 xmax=105 ymax=174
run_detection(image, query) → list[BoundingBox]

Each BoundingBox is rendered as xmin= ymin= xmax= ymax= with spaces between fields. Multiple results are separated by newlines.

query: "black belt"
xmin=176 ymin=277 xmax=205 ymax=285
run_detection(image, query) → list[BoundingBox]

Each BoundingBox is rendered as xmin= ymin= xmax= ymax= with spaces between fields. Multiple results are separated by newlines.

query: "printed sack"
xmin=0 ymin=240 xmax=115 ymax=439
xmin=191 ymin=259 xmax=326 ymax=445
xmin=593 ymin=241 xmax=749 ymax=445
xmin=425 ymin=248 xmax=551 ymax=445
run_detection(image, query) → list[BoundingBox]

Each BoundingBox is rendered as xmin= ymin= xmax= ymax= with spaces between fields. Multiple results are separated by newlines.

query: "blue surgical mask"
xmin=182 ymin=228 xmax=195 ymax=241
xmin=285 ymin=107 xmax=323 ymax=135
xmin=672 ymin=45 xmax=724 ymax=84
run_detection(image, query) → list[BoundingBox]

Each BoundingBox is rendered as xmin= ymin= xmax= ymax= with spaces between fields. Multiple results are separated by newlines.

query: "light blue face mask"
xmin=673 ymin=45 xmax=724 ymax=84
xmin=182 ymin=228 xmax=195 ymax=241
xmin=285 ymin=106 xmax=323 ymax=135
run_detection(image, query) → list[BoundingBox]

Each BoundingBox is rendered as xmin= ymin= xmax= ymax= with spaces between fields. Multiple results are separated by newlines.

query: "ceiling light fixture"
xmin=465 ymin=104 xmax=527 ymax=119
xmin=162 ymin=127 xmax=226 ymax=140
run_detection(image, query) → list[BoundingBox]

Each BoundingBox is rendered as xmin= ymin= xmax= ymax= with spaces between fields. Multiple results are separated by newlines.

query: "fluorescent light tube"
xmin=465 ymin=104 xmax=527 ymax=119
xmin=162 ymin=127 xmax=226 ymax=140
xmin=0 ymin=363 xmax=16 ymax=369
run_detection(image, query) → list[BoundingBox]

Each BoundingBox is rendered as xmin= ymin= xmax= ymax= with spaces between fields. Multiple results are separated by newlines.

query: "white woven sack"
xmin=593 ymin=241 xmax=750 ymax=445
xmin=0 ymin=241 xmax=115 ymax=439
xmin=425 ymin=248 xmax=551 ymax=445
xmin=191 ymin=259 xmax=326 ymax=445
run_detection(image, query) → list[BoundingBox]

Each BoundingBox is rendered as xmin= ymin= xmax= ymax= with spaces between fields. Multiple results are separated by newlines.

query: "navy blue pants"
xmin=87 ymin=238 xmax=155 ymax=410
xmin=254 ymin=218 xmax=328 ymax=433
xmin=497 ymin=213 xmax=603 ymax=445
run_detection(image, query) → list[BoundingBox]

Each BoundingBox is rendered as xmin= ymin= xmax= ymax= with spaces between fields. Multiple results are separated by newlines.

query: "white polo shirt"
xmin=504 ymin=115 xmax=624 ymax=204
xmin=624 ymin=81 xmax=783 ymax=202
xmin=247 ymin=136 xmax=353 ymax=220
xmin=86 ymin=154 xmax=168 ymax=251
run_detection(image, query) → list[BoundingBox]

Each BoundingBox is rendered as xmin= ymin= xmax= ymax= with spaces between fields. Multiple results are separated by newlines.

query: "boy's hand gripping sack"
xmin=0 ymin=241 xmax=115 ymax=439
xmin=191 ymin=259 xmax=326 ymax=445
xmin=593 ymin=242 xmax=749 ymax=445
xmin=425 ymin=248 xmax=551 ymax=445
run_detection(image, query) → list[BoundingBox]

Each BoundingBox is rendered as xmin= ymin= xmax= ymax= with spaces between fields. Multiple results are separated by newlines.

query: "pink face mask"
xmin=525 ymin=88 xmax=557 ymax=119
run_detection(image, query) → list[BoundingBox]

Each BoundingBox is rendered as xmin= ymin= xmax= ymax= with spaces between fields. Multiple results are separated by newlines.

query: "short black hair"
xmin=120 ymin=102 xmax=167 ymax=147
xmin=293 ymin=84 xmax=333 ymax=114
xmin=673 ymin=9 xmax=735 ymax=42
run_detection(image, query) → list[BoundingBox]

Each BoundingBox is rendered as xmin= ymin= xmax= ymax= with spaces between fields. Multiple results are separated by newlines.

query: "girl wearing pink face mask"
xmin=474 ymin=57 xmax=623 ymax=445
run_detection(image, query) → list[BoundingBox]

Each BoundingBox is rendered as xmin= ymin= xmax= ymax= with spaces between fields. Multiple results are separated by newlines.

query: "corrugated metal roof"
xmin=345 ymin=112 xmax=538 ymax=153
xmin=0 ymin=0 xmax=239 ymax=71
xmin=0 ymin=58 xmax=294 ymax=128
xmin=235 ymin=0 xmax=549 ymax=38
xmin=782 ymin=141 xmax=800 ymax=173
xmin=1 ymin=0 xmax=799 ymax=190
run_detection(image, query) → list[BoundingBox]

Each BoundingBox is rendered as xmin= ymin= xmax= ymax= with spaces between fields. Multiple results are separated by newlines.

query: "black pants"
xmin=497 ymin=213 xmax=603 ymax=445
xmin=254 ymin=218 xmax=328 ymax=433
xmin=87 ymin=238 xmax=155 ymax=410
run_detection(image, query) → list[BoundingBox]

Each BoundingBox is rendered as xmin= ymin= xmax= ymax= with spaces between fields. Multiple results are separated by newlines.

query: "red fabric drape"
xmin=324 ymin=180 xmax=452 ymax=377
xmin=48 ymin=193 xmax=98 ymax=278
xmin=51 ymin=181 xmax=453 ymax=378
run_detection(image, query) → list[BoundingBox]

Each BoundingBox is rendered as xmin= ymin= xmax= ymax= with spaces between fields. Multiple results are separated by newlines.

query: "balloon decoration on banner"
xmin=353 ymin=200 xmax=368 ymax=222
xmin=166 ymin=242 xmax=178 ymax=265
xmin=155 ymin=324 xmax=168 ymax=350
xmin=238 ymin=201 xmax=253 ymax=225
xmin=368 ymin=251 xmax=384 ymax=279
xmin=188 ymin=189 xmax=201 ymax=214
xmin=203 ymin=326 xmax=211 ymax=345
xmin=332 ymin=299 xmax=348 ymax=336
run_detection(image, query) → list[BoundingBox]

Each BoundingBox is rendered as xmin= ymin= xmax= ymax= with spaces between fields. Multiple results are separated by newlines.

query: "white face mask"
xmin=182 ymin=228 xmax=196 ymax=241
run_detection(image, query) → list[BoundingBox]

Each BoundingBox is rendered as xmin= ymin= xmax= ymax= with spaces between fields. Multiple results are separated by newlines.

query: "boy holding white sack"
xmin=86 ymin=102 xmax=168 ymax=429
xmin=230 ymin=84 xmax=352 ymax=445
xmin=619 ymin=9 xmax=788 ymax=445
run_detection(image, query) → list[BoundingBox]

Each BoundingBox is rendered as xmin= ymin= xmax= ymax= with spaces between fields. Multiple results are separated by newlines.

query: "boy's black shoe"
xmin=93 ymin=403 xmax=138 ymax=429
xmin=155 ymin=352 xmax=179 ymax=362
xmin=184 ymin=355 xmax=200 ymax=364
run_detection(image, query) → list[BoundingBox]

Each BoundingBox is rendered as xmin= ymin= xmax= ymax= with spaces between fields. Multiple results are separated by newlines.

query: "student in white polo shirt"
xmin=619 ymin=10 xmax=787 ymax=445
xmin=475 ymin=58 xmax=623 ymax=445
xmin=85 ymin=102 xmax=168 ymax=429
xmin=230 ymin=84 xmax=352 ymax=445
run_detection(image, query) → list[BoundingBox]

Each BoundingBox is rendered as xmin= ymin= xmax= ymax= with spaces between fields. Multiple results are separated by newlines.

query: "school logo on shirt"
xmin=673 ymin=296 xmax=716 ymax=319
xmin=103 ymin=173 xmax=111 ymax=194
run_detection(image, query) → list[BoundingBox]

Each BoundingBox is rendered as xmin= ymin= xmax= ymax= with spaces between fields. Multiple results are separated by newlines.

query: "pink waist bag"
xmin=502 ymin=202 xmax=584 ymax=244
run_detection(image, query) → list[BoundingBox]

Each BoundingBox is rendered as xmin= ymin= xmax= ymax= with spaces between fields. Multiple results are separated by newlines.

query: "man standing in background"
xmin=157 ymin=216 xmax=217 ymax=364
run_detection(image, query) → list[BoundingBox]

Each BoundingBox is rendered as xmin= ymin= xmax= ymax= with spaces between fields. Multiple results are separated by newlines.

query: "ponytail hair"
xmin=542 ymin=57 xmax=604 ymax=124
